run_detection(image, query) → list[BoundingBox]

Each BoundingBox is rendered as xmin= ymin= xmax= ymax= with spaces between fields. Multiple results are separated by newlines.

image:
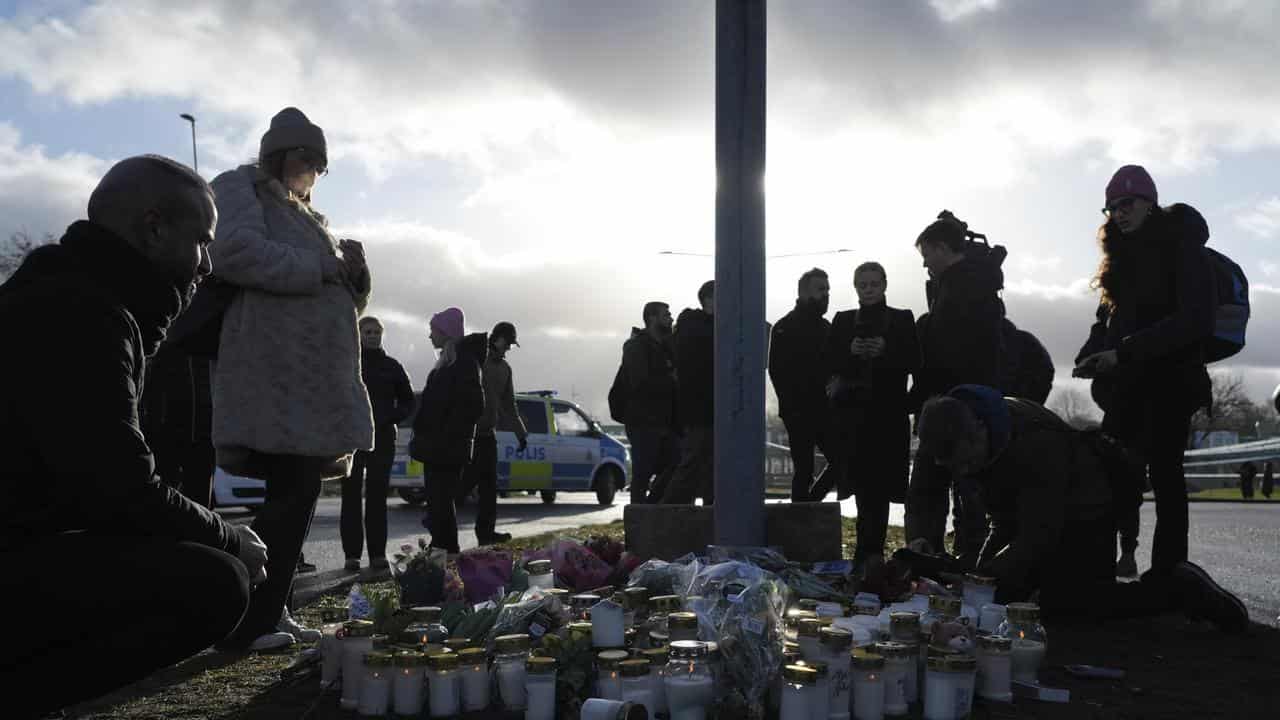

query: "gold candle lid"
xmin=783 ymin=664 xmax=818 ymax=684
xmin=457 ymin=647 xmax=487 ymax=665
xmin=596 ymin=649 xmax=630 ymax=669
xmin=978 ymin=635 xmax=1012 ymax=652
xmin=394 ymin=650 xmax=428 ymax=668
xmin=642 ymin=647 xmax=670 ymax=665
xmin=495 ymin=634 xmax=532 ymax=653
xmin=444 ymin=638 xmax=471 ymax=652
xmin=342 ymin=620 xmax=375 ymax=638
xmin=819 ymin=626 xmax=853 ymax=648
xmin=668 ymin=612 xmax=699 ymax=631
xmin=426 ymin=652 xmax=459 ymax=671
xmin=649 ymin=595 xmax=682 ymax=612
xmin=872 ymin=641 xmax=911 ymax=659
xmin=797 ymin=599 xmax=820 ymax=611
xmin=1006 ymin=602 xmax=1041 ymax=623
xmin=526 ymin=559 xmax=553 ymax=574
xmin=852 ymin=653 xmax=886 ymax=671
xmin=526 ymin=656 xmax=558 ymax=674
xmin=799 ymin=659 xmax=828 ymax=677
xmin=797 ymin=618 xmax=823 ymax=638
xmin=620 ymin=658 xmax=651 ymax=678
xmin=363 ymin=650 xmax=394 ymax=667
xmin=928 ymin=595 xmax=962 ymax=617
xmin=409 ymin=606 xmax=443 ymax=623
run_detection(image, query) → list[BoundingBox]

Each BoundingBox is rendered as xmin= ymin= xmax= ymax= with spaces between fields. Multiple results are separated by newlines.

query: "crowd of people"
xmin=613 ymin=164 xmax=1251 ymax=633
xmin=0 ymin=104 xmax=1258 ymax=718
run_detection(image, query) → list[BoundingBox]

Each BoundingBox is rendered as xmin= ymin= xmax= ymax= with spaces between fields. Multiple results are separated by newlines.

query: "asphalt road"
xmin=219 ymin=493 xmax=1278 ymax=624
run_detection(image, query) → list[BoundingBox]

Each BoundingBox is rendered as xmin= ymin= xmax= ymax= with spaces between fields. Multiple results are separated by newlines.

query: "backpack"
xmin=607 ymin=362 xmax=628 ymax=424
xmin=1167 ymin=203 xmax=1249 ymax=363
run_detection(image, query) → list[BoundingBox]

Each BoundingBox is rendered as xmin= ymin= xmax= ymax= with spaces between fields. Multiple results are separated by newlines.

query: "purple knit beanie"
xmin=430 ymin=307 xmax=465 ymax=340
xmin=1105 ymin=165 xmax=1158 ymax=206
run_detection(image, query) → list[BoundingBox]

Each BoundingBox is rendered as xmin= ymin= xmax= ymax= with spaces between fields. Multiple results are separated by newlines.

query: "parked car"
xmin=393 ymin=391 xmax=630 ymax=506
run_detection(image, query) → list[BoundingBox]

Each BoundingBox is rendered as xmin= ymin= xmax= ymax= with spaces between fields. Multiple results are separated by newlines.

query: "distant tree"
xmin=1191 ymin=371 xmax=1273 ymax=440
xmin=1047 ymin=385 xmax=1102 ymax=429
xmin=0 ymin=231 xmax=55 ymax=281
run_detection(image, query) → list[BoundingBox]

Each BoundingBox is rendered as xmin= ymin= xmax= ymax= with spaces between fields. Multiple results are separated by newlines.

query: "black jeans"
xmin=625 ymin=425 xmax=680 ymax=504
xmin=342 ymin=424 xmax=396 ymax=563
xmin=425 ymin=465 xmax=462 ymax=553
xmin=223 ymin=454 xmax=323 ymax=648
xmin=2 ymin=534 xmax=249 ymax=719
xmin=854 ymin=489 xmax=891 ymax=565
xmin=905 ymin=451 xmax=987 ymax=560
xmin=1146 ymin=404 xmax=1193 ymax=570
xmin=784 ymin=413 xmax=842 ymax=501
xmin=662 ymin=425 xmax=714 ymax=505
xmin=458 ymin=433 xmax=500 ymax=539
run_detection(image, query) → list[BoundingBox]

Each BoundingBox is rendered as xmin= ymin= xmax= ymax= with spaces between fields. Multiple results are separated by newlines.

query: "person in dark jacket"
xmin=663 ymin=281 xmax=716 ymax=505
xmin=769 ymin=269 xmax=838 ymax=501
xmin=906 ymin=210 xmax=1007 ymax=565
xmin=459 ymin=321 xmax=530 ymax=545
xmin=1075 ymin=165 xmax=1214 ymax=575
xmin=621 ymin=301 xmax=679 ymax=504
xmin=999 ymin=319 xmax=1054 ymax=405
xmin=1238 ymin=461 xmax=1258 ymax=500
xmin=141 ymin=345 xmax=217 ymax=507
xmin=917 ymin=386 xmax=1247 ymax=632
xmin=0 ymin=156 xmax=266 ymax=719
xmin=410 ymin=307 xmax=486 ymax=554
xmin=342 ymin=316 xmax=416 ymax=571
xmin=1263 ymin=461 xmax=1275 ymax=500
xmin=826 ymin=262 xmax=921 ymax=565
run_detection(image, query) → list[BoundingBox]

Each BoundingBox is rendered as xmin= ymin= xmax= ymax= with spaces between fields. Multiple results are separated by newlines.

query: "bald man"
xmin=0 ymin=155 xmax=266 ymax=718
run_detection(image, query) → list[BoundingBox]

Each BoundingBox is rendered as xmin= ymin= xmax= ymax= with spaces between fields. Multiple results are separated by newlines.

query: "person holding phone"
xmin=1074 ymin=165 xmax=1214 ymax=578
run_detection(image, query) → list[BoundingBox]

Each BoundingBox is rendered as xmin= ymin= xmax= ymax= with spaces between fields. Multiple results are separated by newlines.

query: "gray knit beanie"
xmin=259 ymin=107 xmax=326 ymax=162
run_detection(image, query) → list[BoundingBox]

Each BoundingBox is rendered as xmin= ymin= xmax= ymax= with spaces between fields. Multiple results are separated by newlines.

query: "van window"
xmin=552 ymin=402 xmax=593 ymax=437
xmin=518 ymin=399 xmax=549 ymax=434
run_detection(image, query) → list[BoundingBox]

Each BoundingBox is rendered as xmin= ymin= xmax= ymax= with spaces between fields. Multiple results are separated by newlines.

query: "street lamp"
xmin=179 ymin=113 xmax=198 ymax=173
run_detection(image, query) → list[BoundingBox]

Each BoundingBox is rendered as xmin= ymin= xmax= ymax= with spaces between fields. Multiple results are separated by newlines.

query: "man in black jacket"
xmin=0 ymin=156 xmax=267 ymax=718
xmin=769 ymin=269 xmax=837 ymax=501
xmin=906 ymin=211 xmax=1006 ymax=565
xmin=916 ymin=385 xmax=1247 ymax=632
xmin=460 ymin=321 xmax=530 ymax=545
xmin=826 ymin=263 xmax=920 ymax=565
xmin=663 ymin=281 xmax=716 ymax=505
xmin=621 ymin=302 xmax=679 ymax=504
xmin=342 ymin=316 xmax=416 ymax=570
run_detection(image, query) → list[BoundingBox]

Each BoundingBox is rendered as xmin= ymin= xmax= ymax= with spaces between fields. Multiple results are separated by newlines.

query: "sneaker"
xmin=344 ymin=558 xmax=361 ymax=572
xmin=296 ymin=559 xmax=318 ymax=574
xmin=1116 ymin=552 xmax=1138 ymax=579
xmin=1171 ymin=561 xmax=1249 ymax=633
xmin=249 ymin=631 xmax=297 ymax=652
xmin=477 ymin=531 xmax=513 ymax=545
xmin=278 ymin=609 xmax=323 ymax=643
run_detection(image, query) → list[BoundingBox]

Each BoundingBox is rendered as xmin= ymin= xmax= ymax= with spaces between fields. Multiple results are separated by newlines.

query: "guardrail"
xmin=1183 ymin=438 xmax=1280 ymax=467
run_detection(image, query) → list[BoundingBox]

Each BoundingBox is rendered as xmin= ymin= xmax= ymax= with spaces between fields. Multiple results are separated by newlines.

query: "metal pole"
xmin=180 ymin=113 xmax=198 ymax=173
xmin=713 ymin=0 xmax=766 ymax=547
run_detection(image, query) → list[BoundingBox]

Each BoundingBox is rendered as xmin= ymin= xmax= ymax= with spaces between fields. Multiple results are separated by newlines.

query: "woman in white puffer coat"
xmin=209 ymin=107 xmax=373 ymax=651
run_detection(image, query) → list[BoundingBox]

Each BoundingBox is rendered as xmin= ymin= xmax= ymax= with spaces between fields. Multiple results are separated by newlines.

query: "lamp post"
xmin=179 ymin=113 xmax=198 ymax=174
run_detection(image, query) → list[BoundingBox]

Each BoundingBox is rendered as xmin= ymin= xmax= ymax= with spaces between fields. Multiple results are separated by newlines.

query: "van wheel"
xmin=397 ymin=488 xmax=427 ymax=506
xmin=540 ymin=490 xmax=557 ymax=505
xmin=594 ymin=467 xmax=621 ymax=506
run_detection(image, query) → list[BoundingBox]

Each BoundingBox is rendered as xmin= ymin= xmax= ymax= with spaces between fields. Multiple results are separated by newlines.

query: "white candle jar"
xmin=888 ymin=612 xmax=921 ymax=645
xmin=427 ymin=652 xmax=461 ymax=718
xmin=581 ymin=698 xmax=647 ymax=720
xmin=357 ymin=651 xmax=394 ymax=716
xmin=818 ymin=627 xmax=853 ymax=720
xmin=494 ymin=633 xmax=532 ymax=710
xmin=853 ymin=592 xmax=882 ymax=616
xmin=665 ymin=640 xmax=714 ymax=720
xmin=456 ymin=647 xmax=490 ymax=712
xmin=526 ymin=559 xmax=555 ymax=590
xmin=668 ymin=612 xmax=700 ymax=643
xmin=851 ymin=653 xmax=886 ymax=720
xmin=996 ymin=603 xmax=1046 ymax=685
xmin=976 ymin=635 xmax=1012 ymax=702
xmin=620 ymin=658 xmax=655 ymax=714
xmin=872 ymin=642 xmax=911 ymax=716
xmin=404 ymin=605 xmax=450 ymax=648
xmin=339 ymin=620 xmax=375 ymax=710
xmin=596 ymin=649 xmax=630 ymax=700
xmin=923 ymin=655 xmax=977 ymax=720
xmin=571 ymin=593 xmax=603 ymax=621
xmin=391 ymin=650 xmax=427 ymax=716
xmin=646 ymin=595 xmax=681 ymax=638
xmin=797 ymin=618 xmax=824 ymax=660
xmin=643 ymin=646 xmax=670 ymax=715
xmin=801 ymin=659 xmax=830 ymax=720
xmin=524 ymin=656 xmax=558 ymax=720
xmin=961 ymin=576 xmax=997 ymax=615
xmin=318 ymin=608 xmax=346 ymax=688
xmin=922 ymin=595 xmax=962 ymax=636
xmin=780 ymin=664 xmax=819 ymax=720
xmin=593 ymin=598 xmax=627 ymax=649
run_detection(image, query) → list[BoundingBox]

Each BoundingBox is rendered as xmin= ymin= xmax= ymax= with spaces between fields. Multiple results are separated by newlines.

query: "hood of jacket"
xmin=927 ymin=245 xmax=1006 ymax=309
xmin=457 ymin=331 xmax=489 ymax=366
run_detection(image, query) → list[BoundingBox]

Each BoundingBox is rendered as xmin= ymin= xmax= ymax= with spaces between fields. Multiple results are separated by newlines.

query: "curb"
xmin=293 ymin=566 xmax=391 ymax=608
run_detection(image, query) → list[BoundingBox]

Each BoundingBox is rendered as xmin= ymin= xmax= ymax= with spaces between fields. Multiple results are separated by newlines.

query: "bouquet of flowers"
xmin=389 ymin=538 xmax=448 ymax=606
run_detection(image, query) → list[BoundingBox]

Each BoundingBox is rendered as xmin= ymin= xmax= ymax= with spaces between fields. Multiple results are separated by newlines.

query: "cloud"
xmin=0 ymin=123 xmax=105 ymax=239
xmin=1235 ymin=197 xmax=1280 ymax=239
xmin=930 ymin=0 xmax=1002 ymax=23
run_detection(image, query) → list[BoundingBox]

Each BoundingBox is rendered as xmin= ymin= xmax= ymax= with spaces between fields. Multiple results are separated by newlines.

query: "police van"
xmin=212 ymin=391 xmax=629 ymax=509
xmin=392 ymin=391 xmax=630 ymax=506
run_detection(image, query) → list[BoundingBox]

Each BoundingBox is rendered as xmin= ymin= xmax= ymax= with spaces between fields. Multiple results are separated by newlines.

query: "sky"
xmin=3 ymin=0 xmax=1280 ymax=421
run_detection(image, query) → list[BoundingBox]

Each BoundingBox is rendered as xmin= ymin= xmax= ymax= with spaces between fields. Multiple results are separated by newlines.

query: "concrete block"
xmin=625 ymin=502 xmax=842 ymax=563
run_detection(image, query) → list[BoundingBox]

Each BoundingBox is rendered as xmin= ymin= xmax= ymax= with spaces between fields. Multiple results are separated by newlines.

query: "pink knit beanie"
xmin=430 ymin=307 xmax=465 ymax=340
xmin=1105 ymin=165 xmax=1158 ymax=206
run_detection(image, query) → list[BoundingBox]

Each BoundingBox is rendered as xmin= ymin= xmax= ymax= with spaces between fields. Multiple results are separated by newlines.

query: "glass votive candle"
xmin=527 ymin=559 xmax=555 ymax=590
xmin=665 ymin=640 xmax=714 ymax=720
xmin=962 ymin=575 xmax=998 ymax=613
xmin=797 ymin=618 xmax=824 ymax=660
xmin=978 ymin=604 xmax=1007 ymax=635
xmin=923 ymin=655 xmax=977 ymax=720
xmin=339 ymin=620 xmax=375 ymax=710
xmin=319 ymin=608 xmax=346 ymax=688
xmin=668 ymin=612 xmax=700 ymax=642
xmin=799 ymin=659 xmax=829 ymax=720
xmin=457 ymin=647 xmax=490 ymax=712
xmin=976 ymin=635 xmax=1012 ymax=703
xmin=889 ymin=612 xmax=922 ymax=645
xmin=596 ymin=649 xmax=630 ymax=699
xmin=642 ymin=647 xmax=670 ymax=715
xmin=525 ymin=656 xmax=558 ymax=720
xmin=581 ymin=698 xmax=647 ymax=719
xmin=620 ymin=658 xmax=654 ymax=715
xmin=572 ymin=593 xmax=603 ymax=621
xmin=851 ymin=652 xmax=886 ymax=720
xmin=780 ymin=664 xmax=818 ymax=720
xmin=426 ymin=652 xmax=461 ymax=718
xmin=357 ymin=651 xmax=393 ymax=717
xmin=494 ymin=633 xmax=532 ymax=710
xmin=786 ymin=608 xmax=819 ymax=642
xmin=872 ymin=642 xmax=911 ymax=717
xmin=391 ymin=650 xmax=426 ymax=717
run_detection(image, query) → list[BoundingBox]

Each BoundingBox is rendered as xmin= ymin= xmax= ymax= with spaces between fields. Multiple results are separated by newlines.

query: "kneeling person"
xmin=917 ymin=385 xmax=1247 ymax=632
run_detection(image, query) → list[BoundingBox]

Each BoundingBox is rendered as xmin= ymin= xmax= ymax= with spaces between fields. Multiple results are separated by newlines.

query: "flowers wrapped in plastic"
xmin=389 ymin=538 xmax=448 ymax=606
